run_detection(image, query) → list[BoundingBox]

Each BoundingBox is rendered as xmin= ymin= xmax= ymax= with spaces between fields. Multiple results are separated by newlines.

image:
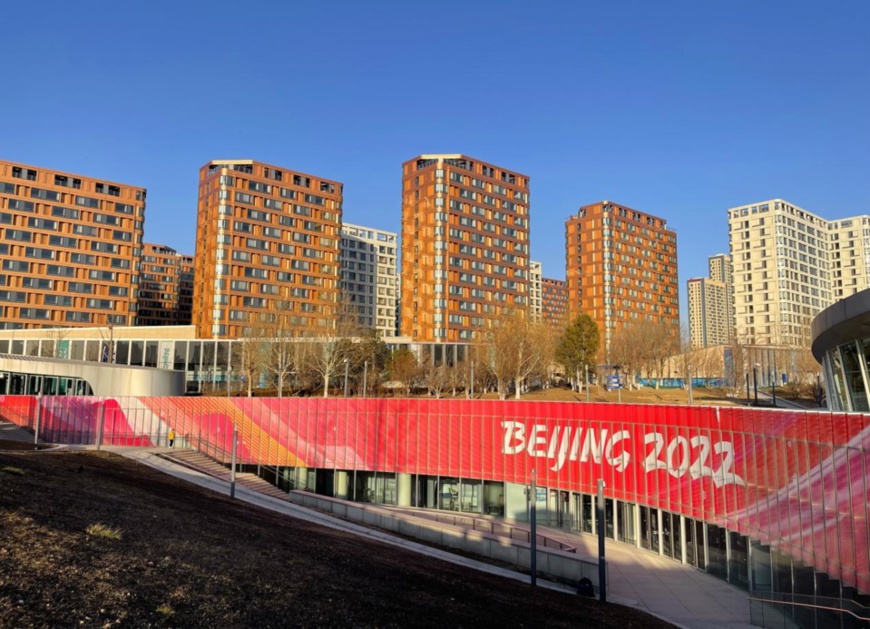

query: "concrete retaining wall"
xmin=288 ymin=491 xmax=604 ymax=588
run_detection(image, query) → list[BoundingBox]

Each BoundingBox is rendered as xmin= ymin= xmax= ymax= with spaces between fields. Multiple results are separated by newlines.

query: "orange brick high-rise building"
xmin=565 ymin=201 xmax=679 ymax=355
xmin=401 ymin=154 xmax=530 ymax=342
xmin=541 ymin=277 xmax=568 ymax=329
xmin=138 ymin=243 xmax=194 ymax=326
xmin=0 ymin=159 xmax=145 ymax=329
xmin=193 ymin=160 xmax=342 ymax=339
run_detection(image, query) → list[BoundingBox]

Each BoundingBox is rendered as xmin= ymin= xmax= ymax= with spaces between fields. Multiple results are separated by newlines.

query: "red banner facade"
xmin=2 ymin=396 xmax=868 ymax=593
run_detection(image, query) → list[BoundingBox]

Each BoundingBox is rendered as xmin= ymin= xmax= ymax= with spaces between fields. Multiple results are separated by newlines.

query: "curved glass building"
xmin=812 ymin=288 xmax=870 ymax=412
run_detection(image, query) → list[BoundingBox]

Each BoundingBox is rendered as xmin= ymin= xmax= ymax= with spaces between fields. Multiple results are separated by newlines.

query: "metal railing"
xmin=749 ymin=592 xmax=870 ymax=629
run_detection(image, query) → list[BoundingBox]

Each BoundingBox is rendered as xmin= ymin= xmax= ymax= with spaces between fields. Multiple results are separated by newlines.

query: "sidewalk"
xmin=540 ymin=525 xmax=753 ymax=628
xmin=110 ymin=447 xmax=753 ymax=629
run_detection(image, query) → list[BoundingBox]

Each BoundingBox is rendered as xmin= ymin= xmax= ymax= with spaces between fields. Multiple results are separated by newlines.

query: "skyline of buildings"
xmin=2 ymin=156 xmax=867 ymax=353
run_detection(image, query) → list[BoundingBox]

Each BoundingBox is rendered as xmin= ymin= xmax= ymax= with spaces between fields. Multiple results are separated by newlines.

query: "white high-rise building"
xmin=687 ymin=277 xmax=730 ymax=348
xmin=828 ymin=216 xmax=870 ymax=301
xmin=688 ymin=254 xmax=734 ymax=348
xmin=728 ymin=199 xmax=831 ymax=347
xmin=529 ymin=260 xmax=542 ymax=322
xmin=340 ymin=223 xmax=399 ymax=337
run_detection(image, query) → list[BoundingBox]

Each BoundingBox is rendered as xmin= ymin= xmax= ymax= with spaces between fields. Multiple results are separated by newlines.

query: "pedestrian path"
xmin=110 ymin=446 xmax=753 ymax=629
xmin=0 ymin=420 xmax=37 ymax=444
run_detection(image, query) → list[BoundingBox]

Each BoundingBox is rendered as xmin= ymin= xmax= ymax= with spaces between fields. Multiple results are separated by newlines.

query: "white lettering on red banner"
xmin=501 ymin=422 xmax=746 ymax=487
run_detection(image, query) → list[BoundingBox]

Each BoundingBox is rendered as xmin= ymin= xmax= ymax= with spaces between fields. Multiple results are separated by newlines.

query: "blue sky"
xmin=2 ymin=0 xmax=868 ymax=324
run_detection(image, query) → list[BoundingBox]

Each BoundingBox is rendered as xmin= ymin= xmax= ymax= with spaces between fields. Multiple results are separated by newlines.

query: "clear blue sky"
xmin=2 ymin=0 xmax=868 ymax=324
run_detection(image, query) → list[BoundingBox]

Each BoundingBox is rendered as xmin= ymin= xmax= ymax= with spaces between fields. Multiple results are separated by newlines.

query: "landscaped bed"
xmin=0 ymin=449 xmax=673 ymax=628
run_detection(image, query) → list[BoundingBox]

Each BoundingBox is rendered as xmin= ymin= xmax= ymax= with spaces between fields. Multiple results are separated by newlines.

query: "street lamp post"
xmin=362 ymin=360 xmax=368 ymax=397
xmin=343 ymin=358 xmax=349 ymax=398
xmin=771 ymin=353 xmax=777 ymax=407
xmin=470 ymin=360 xmax=475 ymax=399
xmin=753 ymin=364 xmax=759 ymax=406
xmin=585 ymin=364 xmax=590 ymax=402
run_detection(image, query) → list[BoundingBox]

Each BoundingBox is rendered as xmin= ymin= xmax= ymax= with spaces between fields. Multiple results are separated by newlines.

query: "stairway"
xmin=157 ymin=449 xmax=291 ymax=501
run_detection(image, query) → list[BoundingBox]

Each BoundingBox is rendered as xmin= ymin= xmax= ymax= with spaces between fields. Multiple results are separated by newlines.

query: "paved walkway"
xmin=101 ymin=446 xmax=752 ymax=629
xmin=0 ymin=420 xmax=38 ymax=444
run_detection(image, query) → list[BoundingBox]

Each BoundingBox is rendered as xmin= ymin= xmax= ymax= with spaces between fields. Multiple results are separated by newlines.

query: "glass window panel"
xmin=841 ymin=342 xmax=868 ymax=411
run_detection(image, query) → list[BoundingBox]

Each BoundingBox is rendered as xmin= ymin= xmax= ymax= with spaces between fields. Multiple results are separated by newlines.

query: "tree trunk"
xmin=514 ymin=377 xmax=523 ymax=400
xmin=323 ymin=372 xmax=330 ymax=398
xmin=278 ymin=373 xmax=284 ymax=398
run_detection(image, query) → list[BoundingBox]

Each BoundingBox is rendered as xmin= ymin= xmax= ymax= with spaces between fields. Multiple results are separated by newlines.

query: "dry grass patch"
xmin=1 ymin=465 xmax=24 ymax=475
xmin=85 ymin=523 xmax=122 ymax=540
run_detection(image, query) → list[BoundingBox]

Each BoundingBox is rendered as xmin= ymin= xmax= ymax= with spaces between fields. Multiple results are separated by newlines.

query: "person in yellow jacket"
xmin=168 ymin=428 xmax=176 ymax=448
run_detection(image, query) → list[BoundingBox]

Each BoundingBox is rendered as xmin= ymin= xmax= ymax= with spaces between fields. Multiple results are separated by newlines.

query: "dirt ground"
xmin=0 ymin=447 xmax=673 ymax=628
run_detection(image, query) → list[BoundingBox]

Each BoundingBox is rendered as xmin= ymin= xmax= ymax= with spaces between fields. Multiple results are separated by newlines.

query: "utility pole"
xmin=585 ymin=364 xmax=590 ymax=402
xmin=530 ymin=468 xmax=537 ymax=587
xmin=597 ymin=479 xmax=607 ymax=602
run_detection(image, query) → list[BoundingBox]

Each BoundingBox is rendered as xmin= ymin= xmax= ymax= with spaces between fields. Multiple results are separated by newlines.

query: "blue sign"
xmin=606 ymin=375 xmax=621 ymax=389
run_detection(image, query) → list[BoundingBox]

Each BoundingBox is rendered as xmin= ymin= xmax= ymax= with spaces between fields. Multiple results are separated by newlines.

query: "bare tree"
xmin=609 ymin=322 xmax=647 ymax=390
xmin=41 ymin=327 xmax=71 ymax=359
xmin=423 ymin=363 xmax=451 ymax=398
xmin=299 ymin=297 xmax=359 ymax=397
xmin=254 ymin=302 xmax=307 ymax=398
xmin=232 ymin=323 xmax=267 ymax=397
xmin=483 ymin=309 xmax=554 ymax=400
xmin=387 ymin=346 xmax=418 ymax=396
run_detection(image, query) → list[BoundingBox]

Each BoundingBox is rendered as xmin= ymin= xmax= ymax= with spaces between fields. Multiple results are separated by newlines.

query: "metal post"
xmin=530 ymin=468 xmax=537 ymax=587
xmin=753 ymin=365 xmax=758 ymax=406
xmin=470 ymin=360 xmax=474 ymax=398
xmin=617 ymin=369 xmax=621 ymax=404
xmin=687 ymin=368 xmax=693 ymax=405
xmin=230 ymin=424 xmax=238 ymax=499
xmin=96 ymin=401 xmax=105 ymax=450
xmin=343 ymin=358 xmax=349 ymax=397
xmin=771 ymin=354 xmax=777 ymax=407
xmin=745 ymin=372 xmax=750 ymax=405
xmin=34 ymin=394 xmax=42 ymax=446
xmin=585 ymin=364 xmax=590 ymax=402
xmin=227 ymin=367 xmax=232 ymax=398
xmin=363 ymin=360 xmax=368 ymax=397
xmin=597 ymin=479 xmax=607 ymax=602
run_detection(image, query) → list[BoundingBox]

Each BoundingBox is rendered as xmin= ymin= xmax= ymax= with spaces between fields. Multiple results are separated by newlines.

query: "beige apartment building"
xmin=340 ymin=223 xmax=399 ymax=337
xmin=687 ymin=254 xmax=734 ymax=348
xmin=193 ymin=159 xmax=342 ymax=339
xmin=529 ymin=260 xmax=543 ymax=322
xmin=0 ymin=159 xmax=145 ymax=329
xmin=828 ymin=215 xmax=870 ymax=301
xmin=687 ymin=277 xmax=730 ymax=348
xmin=400 ymin=154 xmax=530 ymax=342
xmin=728 ymin=199 xmax=831 ymax=347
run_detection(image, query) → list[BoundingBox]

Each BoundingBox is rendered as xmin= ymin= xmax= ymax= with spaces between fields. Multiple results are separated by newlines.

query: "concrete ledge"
xmin=286 ymin=490 xmax=602 ymax=587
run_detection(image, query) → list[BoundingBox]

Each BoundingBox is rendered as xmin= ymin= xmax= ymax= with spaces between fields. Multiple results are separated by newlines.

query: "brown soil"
xmin=0 ymin=450 xmax=673 ymax=629
xmin=0 ymin=440 xmax=53 ymax=452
